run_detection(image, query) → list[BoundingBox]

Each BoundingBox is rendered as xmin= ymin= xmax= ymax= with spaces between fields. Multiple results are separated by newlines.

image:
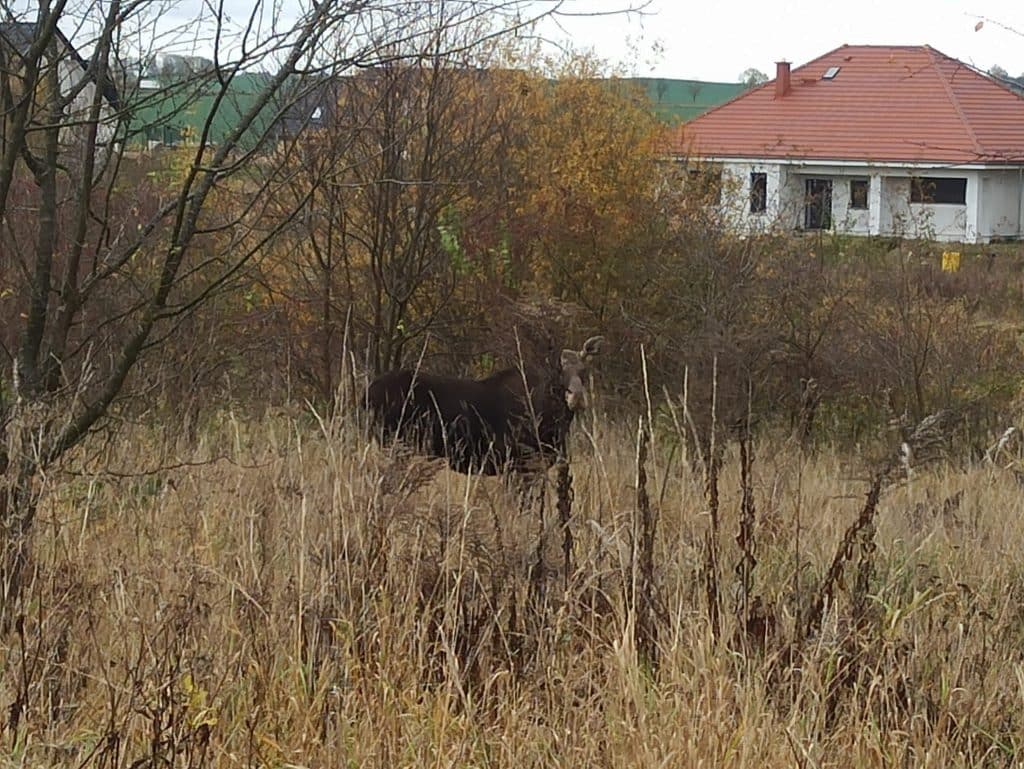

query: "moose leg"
xmin=555 ymin=461 xmax=574 ymax=593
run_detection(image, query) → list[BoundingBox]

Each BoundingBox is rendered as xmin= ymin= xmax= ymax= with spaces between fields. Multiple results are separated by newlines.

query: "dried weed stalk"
xmin=734 ymin=433 xmax=771 ymax=652
xmin=633 ymin=416 xmax=660 ymax=669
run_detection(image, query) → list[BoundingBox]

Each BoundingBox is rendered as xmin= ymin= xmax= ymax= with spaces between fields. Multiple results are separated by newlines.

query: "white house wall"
xmin=831 ymin=177 xmax=869 ymax=234
xmin=907 ymin=170 xmax=976 ymax=242
xmin=57 ymin=56 xmax=118 ymax=148
xmin=907 ymin=198 xmax=967 ymax=241
xmin=880 ymin=177 xmax=909 ymax=236
xmin=710 ymin=161 xmax=1023 ymax=244
xmin=778 ymin=167 xmax=804 ymax=230
xmin=810 ymin=167 xmax=972 ymax=242
xmin=720 ymin=162 xmax=784 ymax=232
xmin=979 ymin=170 xmax=1023 ymax=240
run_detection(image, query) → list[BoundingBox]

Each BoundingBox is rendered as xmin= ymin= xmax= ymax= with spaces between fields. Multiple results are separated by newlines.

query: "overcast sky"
xmin=541 ymin=0 xmax=1024 ymax=81
xmin=16 ymin=0 xmax=1021 ymax=80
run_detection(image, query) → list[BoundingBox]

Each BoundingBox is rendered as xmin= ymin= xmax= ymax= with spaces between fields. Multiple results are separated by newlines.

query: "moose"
xmin=364 ymin=337 xmax=604 ymax=475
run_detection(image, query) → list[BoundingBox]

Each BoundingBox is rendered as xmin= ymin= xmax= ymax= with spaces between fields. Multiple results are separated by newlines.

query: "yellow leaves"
xmin=243 ymin=288 xmax=261 ymax=313
xmin=180 ymin=673 xmax=218 ymax=730
xmin=502 ymin=67 xmax=664 ymax=311
xmin=251 ymin=56 xmax=670 ymax=340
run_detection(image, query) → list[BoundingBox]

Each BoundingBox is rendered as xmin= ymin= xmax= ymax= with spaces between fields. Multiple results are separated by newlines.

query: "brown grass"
xmin=2 ymin=408 xmax=1024 ymax=767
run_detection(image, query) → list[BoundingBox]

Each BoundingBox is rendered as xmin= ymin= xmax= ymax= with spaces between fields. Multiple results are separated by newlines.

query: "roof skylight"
xmin=823 ymin=66 xmax=841 ymax=80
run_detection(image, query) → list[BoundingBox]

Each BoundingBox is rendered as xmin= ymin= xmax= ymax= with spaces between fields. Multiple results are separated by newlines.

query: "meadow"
xmin=3 ymin=400 xmax=1023 ymax=768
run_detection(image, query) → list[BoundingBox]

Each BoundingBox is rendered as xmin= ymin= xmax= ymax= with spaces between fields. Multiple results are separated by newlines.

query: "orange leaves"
xmin=502 ymin=66 xmax=664 ymax=314
xmin=244 ymin=56 xmax=670 ymax=377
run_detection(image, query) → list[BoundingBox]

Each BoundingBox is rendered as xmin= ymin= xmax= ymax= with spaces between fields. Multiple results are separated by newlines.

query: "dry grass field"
xmin=3 ymin=406 xmax=1024 ymax=768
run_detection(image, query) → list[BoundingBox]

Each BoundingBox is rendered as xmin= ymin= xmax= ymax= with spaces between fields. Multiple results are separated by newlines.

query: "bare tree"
xmin=0 ymin=0 xmax=605 ymax=617
xmin=263 ymin=47 xmax=538 ymax=401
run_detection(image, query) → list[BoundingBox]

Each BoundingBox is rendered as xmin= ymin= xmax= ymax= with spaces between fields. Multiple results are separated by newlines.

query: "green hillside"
xmin=616 ymin=77 xmax=746 ymax=123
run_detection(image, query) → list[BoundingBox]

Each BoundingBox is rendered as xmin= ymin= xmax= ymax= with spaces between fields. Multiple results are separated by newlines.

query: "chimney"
xmin=775 ymin=61 xmax=791 ymax=99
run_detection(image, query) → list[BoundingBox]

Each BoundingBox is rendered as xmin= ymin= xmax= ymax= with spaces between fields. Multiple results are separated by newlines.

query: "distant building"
xmin=669 ymin=45 xmax=1024 ymax=243
xmin=273 ymin=77 xmax=343 ymax=140
xmin=0 ymin=21 xmax=120 ymax=149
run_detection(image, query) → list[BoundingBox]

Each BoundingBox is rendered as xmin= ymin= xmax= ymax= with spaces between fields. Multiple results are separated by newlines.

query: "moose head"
xmin=560 ymin=335 xmax=605 ymax=412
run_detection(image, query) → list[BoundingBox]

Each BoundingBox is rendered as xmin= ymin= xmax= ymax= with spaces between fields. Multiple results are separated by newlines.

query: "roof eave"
xmin=674 ymin=153 xmax=1024 ymax=170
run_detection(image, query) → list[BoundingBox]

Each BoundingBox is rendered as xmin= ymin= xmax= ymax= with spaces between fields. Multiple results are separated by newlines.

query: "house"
xmin=0 ymin=21 xmax=121 ymax=148
xmin=273 ymin=67 xmax=495 ymax=142
xmin=669 ymin=45 xmax=1024 ymax=243
xmin=273 ymin=76 xmax=343 ymax=140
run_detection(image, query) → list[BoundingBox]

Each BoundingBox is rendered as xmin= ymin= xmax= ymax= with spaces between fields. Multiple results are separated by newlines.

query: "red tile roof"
xmin=669 ymin=45 xmax=1024 ymax=164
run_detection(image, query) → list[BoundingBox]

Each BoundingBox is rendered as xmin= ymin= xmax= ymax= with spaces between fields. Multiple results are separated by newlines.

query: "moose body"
xmin=365 ymin=337 xmax=603 ymax=475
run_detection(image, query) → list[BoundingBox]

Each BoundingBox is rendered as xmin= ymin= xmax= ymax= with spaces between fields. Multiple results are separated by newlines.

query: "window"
xmin=823 ymin=66 xmax=841 ymax=80
xmin=911 ymin=177 xmax=967 ymax=205
xmin=850 ymin=179 xmax=869 ymax=210
xmin=750 ymin=172 xmax=767 ymax=213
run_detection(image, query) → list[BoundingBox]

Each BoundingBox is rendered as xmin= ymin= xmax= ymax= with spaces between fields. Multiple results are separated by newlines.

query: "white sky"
xmin=541 ymin=0 xmax=1024 ymax=81
xmin=15 ymin=0 xmax=1021 ymax=79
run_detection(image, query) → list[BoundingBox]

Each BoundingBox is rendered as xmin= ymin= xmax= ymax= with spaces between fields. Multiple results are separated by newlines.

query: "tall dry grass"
xmin=2 ymin=405 xmax=1024 ymax=767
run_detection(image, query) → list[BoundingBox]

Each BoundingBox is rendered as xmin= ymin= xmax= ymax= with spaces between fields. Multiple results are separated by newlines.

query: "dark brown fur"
xmin=365 ymin=337 xmax=603 ymax=475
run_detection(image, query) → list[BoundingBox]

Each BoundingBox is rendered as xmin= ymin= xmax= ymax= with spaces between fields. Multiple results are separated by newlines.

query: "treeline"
xmin=3 ymin=48 xmax=1021 ymax=459
xmin=989 ymin=65 xmax=1024 ymax=91
xmin=141 ymin=61 xmax=1022 ymax=452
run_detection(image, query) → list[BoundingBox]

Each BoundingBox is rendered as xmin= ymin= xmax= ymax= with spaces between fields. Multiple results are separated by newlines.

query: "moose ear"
xmin=580 ymin=335 xmax=605 ymax=360
xmin=561 ymin=349 xmax=581 ymax=369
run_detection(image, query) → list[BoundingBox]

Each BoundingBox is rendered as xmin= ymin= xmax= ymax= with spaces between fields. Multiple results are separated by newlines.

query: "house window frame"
xmin=849 ymin=178 xmax=869 ymax=210
xmin=910 ymin=176 xmax=967 ymax=205
xmin=749 ymin=171 xmax=767 ymax=214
